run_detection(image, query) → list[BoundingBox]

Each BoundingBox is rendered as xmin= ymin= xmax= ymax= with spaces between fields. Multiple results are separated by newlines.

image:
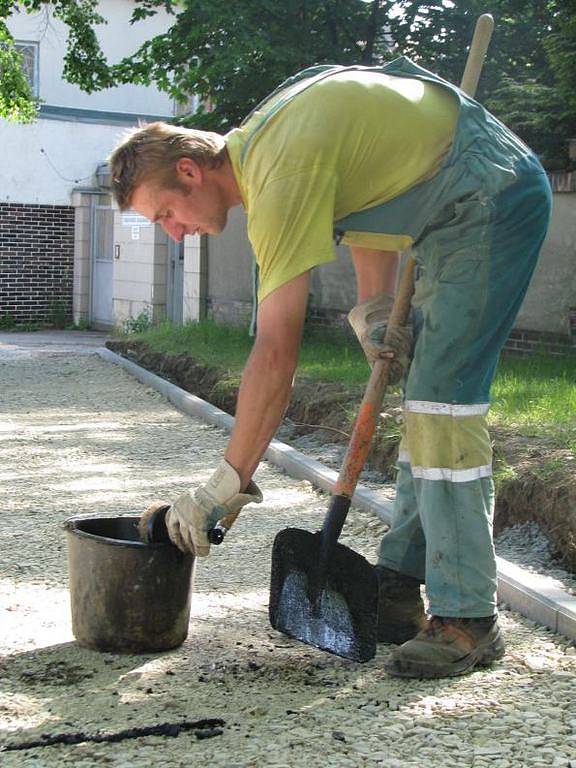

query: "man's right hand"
xmin=348 ymin=293 xmax=413 ymax=383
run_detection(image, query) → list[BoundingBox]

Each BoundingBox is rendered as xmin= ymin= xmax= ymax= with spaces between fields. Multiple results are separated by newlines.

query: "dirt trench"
xmin=106 ymin=339 xmax=576 ymax=572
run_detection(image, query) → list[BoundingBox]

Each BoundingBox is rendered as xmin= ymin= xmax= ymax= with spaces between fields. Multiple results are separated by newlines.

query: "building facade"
xmin=1 ymin=0 xmax=202 ymax=329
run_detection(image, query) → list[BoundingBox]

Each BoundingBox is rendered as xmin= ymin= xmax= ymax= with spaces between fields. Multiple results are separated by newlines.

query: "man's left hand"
xmin=348 ymin=293 xmax=413 ymax=383
xmin=166 ymin=460 xmax=263 ymax=555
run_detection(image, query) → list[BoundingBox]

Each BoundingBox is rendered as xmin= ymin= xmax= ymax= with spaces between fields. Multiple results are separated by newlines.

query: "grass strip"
xmin=118 ymin=320 xmax=576 ymax=444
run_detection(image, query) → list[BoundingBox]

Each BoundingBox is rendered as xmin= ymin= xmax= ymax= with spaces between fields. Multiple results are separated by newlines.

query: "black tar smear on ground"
xmin=0 ymin=718 xmax=225 ymax=752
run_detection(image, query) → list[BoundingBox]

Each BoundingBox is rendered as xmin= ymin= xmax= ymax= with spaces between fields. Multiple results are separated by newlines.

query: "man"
xmin=108 ymin=57 xmax=552 ymax=679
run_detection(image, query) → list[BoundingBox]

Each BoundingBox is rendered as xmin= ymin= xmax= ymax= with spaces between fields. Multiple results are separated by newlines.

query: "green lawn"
xmin=121 ymin=319 xmax=576 ymax=447
xmin=121 ymin=319 xmax=372 ymax=384
xmin=489 ymin=355 xmax=576 ymax=450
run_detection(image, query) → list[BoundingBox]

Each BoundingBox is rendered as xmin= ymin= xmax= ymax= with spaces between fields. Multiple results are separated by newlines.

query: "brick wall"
xmin=308 ymin=311 xmax=576 ymax=357
xmin=0 ymin=203 xmax=75 ymax=325
xmin=504 ymin=328 xmax=575 ymax=356
xmin=207 ymin=298 xmax=253 ymax=328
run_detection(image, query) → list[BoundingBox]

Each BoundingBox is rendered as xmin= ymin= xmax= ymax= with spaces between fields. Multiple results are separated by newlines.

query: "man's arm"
xmin=348 ymin=246 xmax=412 ymax=379
xmin=225 ymin=270 xmax=311 ymax=489
xmin=350 ymin=246 xmax=399 ymax=302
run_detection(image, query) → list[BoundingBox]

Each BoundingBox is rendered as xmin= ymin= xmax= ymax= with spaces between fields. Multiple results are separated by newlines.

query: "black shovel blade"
xmin=269 ymin=527 xmax=379 ymax=662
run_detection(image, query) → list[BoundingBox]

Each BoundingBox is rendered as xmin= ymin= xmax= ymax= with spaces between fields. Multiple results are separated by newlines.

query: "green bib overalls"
xmin=243 ymin=57 xmax=552 ymax=616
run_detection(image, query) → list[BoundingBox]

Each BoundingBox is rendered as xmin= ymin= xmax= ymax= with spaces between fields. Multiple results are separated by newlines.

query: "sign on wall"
xmin=121 ymin=212 xmax=152 ymax=241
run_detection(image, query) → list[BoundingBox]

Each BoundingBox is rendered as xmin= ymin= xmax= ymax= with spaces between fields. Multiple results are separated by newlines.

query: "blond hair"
xmin=108 ymin=122 xmax=226 ymax=210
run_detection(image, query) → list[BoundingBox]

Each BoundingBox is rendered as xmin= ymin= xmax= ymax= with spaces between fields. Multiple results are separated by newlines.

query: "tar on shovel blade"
xmin=275 ymin=571 xmax=356 ymax=657
xmin=269 ymin=528 xmax=378 ymax=663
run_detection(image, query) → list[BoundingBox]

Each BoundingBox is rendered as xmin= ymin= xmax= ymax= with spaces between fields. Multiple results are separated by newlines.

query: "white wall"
xmin=7 ymin=0 xmax=174 ymax=114
xmin=3 ymin=0 xmax=175 ymax=205
xmin=1 ymin=120 xmax=129 ymax=205
xmin=112 ymin=210 xmax=158 ymax=323
xmin=515 ymin=192 xmax=576 ymax=335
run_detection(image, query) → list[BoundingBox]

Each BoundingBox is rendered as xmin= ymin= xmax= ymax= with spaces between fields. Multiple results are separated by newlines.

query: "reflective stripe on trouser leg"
xmin=379 ymin=404 xmax=497 ymax=616
xmin=408 ymin=402 xmax=496 ymax=617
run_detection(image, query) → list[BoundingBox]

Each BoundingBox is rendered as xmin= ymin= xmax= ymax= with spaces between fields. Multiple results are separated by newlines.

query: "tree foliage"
xmin=0 ymin=20 xmax=37 ymax=121
xmin=0 ymin=0 xmax=115 ymax=120
xmin=543 ymin=0 xmax=576 ymax=119
xmin=1 ymin=0 xmax=574 ymax=167
xmin=109 ymin=0 xmax=390 ymax=130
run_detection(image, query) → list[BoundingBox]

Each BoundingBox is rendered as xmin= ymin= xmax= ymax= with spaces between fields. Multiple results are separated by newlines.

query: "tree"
xmin=0 ymin=0 xmax=389 ymax=129
xmin=0 ymin=21 xmax=37 ymax=121
xmin=0 ymin=0 xmax=114 ymax=121
xmin=1 ymin=0 xmax=574 ymax=167
xmin=543 ymin=0 xmax=576 ymax=122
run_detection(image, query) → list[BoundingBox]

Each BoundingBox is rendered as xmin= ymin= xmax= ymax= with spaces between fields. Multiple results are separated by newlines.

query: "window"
xmin=15 ymin=41 xmax=39 ymax=98
xmin=173 ymin=93 xmax=200 ymax=117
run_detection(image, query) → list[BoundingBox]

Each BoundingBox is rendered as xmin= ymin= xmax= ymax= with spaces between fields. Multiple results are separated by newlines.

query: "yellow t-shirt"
xmin=226 ymin=69 xmax=458 ymax=302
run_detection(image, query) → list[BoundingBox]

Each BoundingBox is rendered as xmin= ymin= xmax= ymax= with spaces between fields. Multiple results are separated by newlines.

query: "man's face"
xmin=131 ymin=159 xmax=229 ymax=242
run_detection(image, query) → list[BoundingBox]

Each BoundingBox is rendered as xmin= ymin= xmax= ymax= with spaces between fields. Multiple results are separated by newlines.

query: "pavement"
xmin=0 ymin=330 xmax=110 ymax=358
xmin=1 ymin=332 xmax=575 ymax=767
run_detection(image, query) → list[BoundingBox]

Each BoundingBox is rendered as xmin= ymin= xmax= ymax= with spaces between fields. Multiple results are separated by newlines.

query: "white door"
xmin=91 ymin=206 xmax=114 ymax=327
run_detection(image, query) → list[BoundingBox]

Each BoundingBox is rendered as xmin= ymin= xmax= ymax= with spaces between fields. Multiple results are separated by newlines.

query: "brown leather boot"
xmin=384 ymin=615 xmax=506 ymax=678
xmin=375 ymin=565 xmax=426 ymax=644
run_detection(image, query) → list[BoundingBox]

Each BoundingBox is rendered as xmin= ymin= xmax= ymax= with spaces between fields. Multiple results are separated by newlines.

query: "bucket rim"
xmin=62 ymin=514 xmax=167 ymax=550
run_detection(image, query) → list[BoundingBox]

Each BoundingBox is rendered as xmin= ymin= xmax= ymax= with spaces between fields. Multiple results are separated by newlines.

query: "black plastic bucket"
xmin=64 ymin=515 xmax=195 ymax=653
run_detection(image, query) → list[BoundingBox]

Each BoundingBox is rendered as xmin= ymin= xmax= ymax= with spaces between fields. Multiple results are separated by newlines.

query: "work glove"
xmin=166 ymin=460 xmax=263 ymax=556
xmin=348 ymin=293 xmax=413 ymax=384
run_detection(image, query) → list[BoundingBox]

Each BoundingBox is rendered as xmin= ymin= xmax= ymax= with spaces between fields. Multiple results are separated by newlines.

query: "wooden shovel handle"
xmin=335 ymin=258 xmax=415 ymax=498
xmin=207 ymin=507 xmax=242 ymax=544
xmin=207 ymin=508 xmax=241 ymax=544
xmin=460 ymin=14 xmax=495 ymax=98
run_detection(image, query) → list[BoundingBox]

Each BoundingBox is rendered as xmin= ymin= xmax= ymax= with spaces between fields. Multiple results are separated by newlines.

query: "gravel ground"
xmin=1 ymin=338 xmax=576 ymax=768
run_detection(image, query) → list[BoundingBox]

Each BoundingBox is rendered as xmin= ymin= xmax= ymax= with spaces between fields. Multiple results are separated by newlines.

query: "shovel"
xmin=269 ymin=261 xmax=415 ymax=662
